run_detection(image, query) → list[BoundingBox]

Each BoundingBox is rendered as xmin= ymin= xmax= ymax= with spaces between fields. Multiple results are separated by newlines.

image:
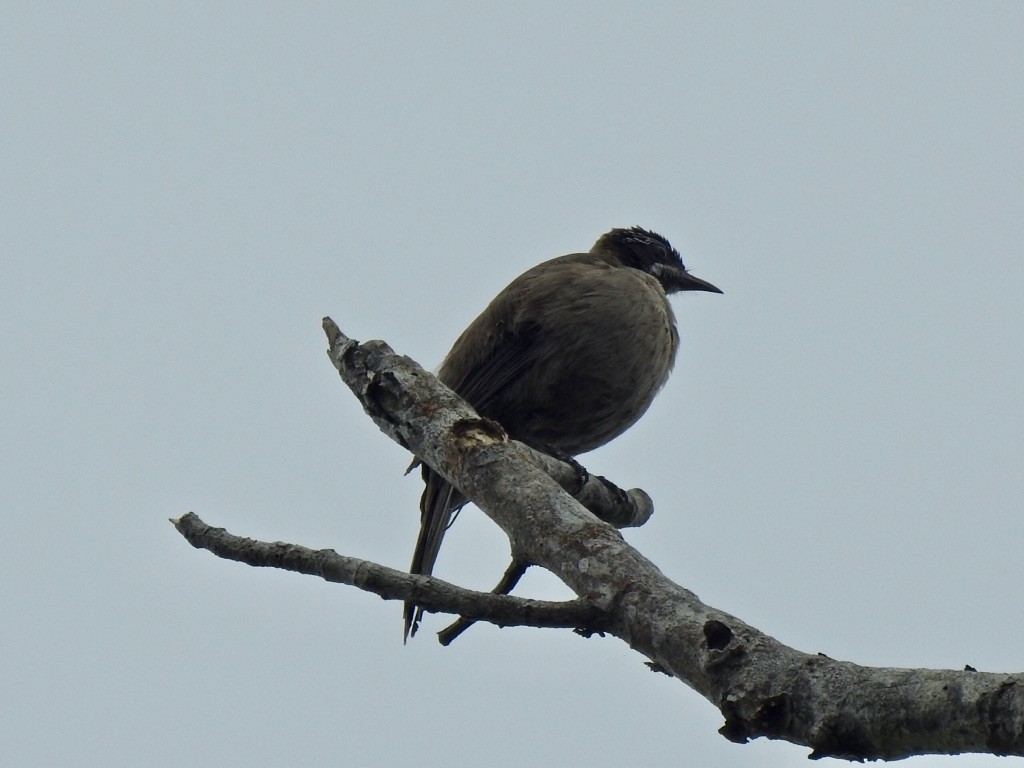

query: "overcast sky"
xmin=3 ymin=3 xmax=1023 ymax=766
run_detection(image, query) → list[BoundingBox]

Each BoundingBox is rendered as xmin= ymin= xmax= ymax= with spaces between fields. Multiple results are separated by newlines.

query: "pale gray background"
xmin=3 ymin=3 xmax=1023 ymax=766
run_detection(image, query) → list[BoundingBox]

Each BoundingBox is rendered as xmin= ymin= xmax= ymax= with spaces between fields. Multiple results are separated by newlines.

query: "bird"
xmin=405 ymin=226 xmax=721 ymax=639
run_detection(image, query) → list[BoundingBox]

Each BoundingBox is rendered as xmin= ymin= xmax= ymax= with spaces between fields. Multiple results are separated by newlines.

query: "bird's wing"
xmin=442 ymin=319 xmax=542 ymax=415
xmin=441 ymin=255 xmax=601 ymax=426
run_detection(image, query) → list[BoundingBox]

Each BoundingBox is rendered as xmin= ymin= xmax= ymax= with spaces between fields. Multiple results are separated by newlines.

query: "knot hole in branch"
xmin=703 ymin=619 xmax=734 ymax=651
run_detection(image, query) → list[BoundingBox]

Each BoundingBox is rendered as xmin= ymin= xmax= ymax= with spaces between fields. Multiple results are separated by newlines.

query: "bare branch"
xmin=315 ymin=317 xmax=1024 ymax=760
xmin=172 ymin=512 xmax=605 ymax=631
xmin=176 ymin=318 xmax=1024 ymax=761
xmin=515 ymin=444 xmax=653 ymax=528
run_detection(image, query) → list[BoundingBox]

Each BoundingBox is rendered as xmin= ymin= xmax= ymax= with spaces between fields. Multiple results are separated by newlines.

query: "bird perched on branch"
xmin=405 ymin=226 xmax=721 ymax=639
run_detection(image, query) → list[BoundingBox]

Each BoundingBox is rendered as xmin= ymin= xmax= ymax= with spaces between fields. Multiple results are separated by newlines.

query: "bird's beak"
xmin=675 ymin=271 xmax=723 ymax=294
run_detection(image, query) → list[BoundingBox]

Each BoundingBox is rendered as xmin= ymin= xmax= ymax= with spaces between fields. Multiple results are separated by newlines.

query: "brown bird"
xmin=405 ymin=226 xmax=721 ymax=639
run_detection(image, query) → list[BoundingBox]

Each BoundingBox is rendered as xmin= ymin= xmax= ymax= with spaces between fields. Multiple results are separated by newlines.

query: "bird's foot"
xmin=541 ymin=444 xmax=590 ymax=495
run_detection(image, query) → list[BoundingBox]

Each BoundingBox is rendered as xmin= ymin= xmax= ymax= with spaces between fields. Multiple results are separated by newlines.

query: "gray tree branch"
xmin=172 ymin=511 xmax=604 ymax=631
xmin=174 ymin=317 xmax=1024 ymax=761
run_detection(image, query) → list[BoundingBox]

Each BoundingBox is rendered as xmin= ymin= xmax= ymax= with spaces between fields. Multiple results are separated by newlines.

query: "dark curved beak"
xmin=675 ymin=271 xmax=723 ymax=294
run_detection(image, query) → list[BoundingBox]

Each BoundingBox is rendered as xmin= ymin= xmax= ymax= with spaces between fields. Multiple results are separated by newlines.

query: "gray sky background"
xmin=3 ymin=4 xmax=1023 ymax=766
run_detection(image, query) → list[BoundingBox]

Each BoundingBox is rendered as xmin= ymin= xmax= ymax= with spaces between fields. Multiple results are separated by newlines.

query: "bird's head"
xmin=593 ymin=226 xmax=722 ymax=295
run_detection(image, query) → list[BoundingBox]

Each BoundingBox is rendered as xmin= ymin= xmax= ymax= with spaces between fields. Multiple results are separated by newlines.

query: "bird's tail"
xmin=404 ymin=464 xmax=466 ymax=641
